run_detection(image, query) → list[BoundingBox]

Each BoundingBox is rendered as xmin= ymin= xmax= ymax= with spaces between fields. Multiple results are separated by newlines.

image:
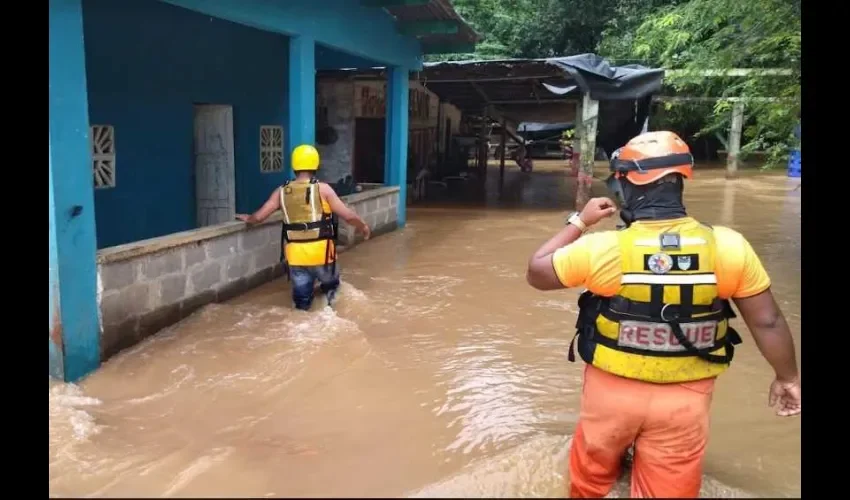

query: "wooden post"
xmin=726 ymin=101 xmax=744 ymax=179
xmin=576 ymin=93 xmax=599 ymax=210
xmin=478 ymin=115 xmax=488 ymax=180
xmin=498 ymin=119 xmax=507 ymax=192
xmin=572 ymin=99 xmax=582 ymax=177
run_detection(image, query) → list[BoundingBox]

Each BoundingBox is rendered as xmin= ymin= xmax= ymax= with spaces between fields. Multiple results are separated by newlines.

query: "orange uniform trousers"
xmin=568 ymin=365 xmax=715 ymax=498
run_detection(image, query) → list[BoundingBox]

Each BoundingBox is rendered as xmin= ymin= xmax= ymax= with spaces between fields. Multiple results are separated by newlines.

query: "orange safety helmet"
xmin=609 ymin=131 xmax=694 ymax=185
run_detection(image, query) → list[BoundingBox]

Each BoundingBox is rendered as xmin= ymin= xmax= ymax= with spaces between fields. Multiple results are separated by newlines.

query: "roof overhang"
xmin=359 ymin=0 xmax=481 ymax=55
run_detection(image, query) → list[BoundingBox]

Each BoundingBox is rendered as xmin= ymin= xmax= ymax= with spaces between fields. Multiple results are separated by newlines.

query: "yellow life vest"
xmin=279 ymin=178 xmax=337 ymax=265
xmin=570 ymin=221 xmax=742 ymax=384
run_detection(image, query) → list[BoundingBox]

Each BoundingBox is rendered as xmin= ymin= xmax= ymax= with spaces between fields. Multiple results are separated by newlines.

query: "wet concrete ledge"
xmin=96 ymin=185 xmax=400 ymax=361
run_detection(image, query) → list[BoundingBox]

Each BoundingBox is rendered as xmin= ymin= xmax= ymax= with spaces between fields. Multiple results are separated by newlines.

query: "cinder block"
xmin=141 ymin=250 xmax=184 ymax=280
xmin=240 ymin=228 xmax=269 ymax=251
xmin=184 ymin=244 xmax=206 ymax=269
xmin=206 ymin=236 xmax=237 ymax=260
xmin=366 ymin=213 xmax=379 ymax=228
xmin=255 ymin=243 xmax=282 ymax=270
xmin=158 ymin=273 xmax=187 ymax=306
xmin=190 ymin=261 xmax=222 ymax=293
xmin=100 ymin=260 xmax=137 ymax=290
xmin=100 ymin=317 xmax=140 ymax=361
xmin=181 ymin=289 xmax=216 ymax=317
xmin=100 ymin=282 xmax=151 ymax=326
xmin=225 ymin=253 xmax=251 ymax=281
xmin=351 ymin=202 xmax=366 ymax=216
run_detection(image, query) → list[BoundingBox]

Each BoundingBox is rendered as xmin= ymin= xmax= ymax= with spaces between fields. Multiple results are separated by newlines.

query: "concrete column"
xmin=287 ymin=35 xmax=316 ymax=179
xmin=384 ymin=66 xmax=409 ymax=227
xmin=49 ymin=0 xmax=101 ymax=382
xmin=576 ymin=92 xmax=599 ymax=211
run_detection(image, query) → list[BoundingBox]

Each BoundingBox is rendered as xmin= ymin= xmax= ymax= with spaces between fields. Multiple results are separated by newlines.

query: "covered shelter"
xmin=49 ymin=0 xmax=479 ymax=382
xmin=417 ymin=54 xmax=665 ymax=205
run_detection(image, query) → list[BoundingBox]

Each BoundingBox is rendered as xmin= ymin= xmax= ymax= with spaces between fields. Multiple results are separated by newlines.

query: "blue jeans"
xmin=289 ymin=263 xmax=340 ymax=310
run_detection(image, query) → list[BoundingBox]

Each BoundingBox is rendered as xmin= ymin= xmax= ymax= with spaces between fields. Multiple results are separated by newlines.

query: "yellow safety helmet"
xmin=291 ymin=144 xmax=320 ymax=171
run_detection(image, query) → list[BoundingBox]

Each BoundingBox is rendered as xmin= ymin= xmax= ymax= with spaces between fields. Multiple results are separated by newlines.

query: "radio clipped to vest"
xmin=280 ymin=178 xmax=338 ymax=265
xmin=569 ymin=222 xmax=743 ymax=384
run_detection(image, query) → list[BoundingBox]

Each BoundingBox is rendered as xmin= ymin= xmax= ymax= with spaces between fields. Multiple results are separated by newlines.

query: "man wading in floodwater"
xmin=525 ymin=131 xmax=801 ymax=498
xmin=237 ymin=144 xmax=370 ymax=310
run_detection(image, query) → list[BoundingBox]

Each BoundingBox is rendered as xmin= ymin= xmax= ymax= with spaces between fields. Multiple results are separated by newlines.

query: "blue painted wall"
xmin=84 ymin=0 xmax=404 ymax=248
xmin=83 ymin=0 xmax=291 ymax=248
xmin=162 ymin=0 xmax=423 ymax=70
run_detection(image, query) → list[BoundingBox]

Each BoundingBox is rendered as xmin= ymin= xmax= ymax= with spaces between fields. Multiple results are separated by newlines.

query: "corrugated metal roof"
xmin=419 ymin=58 xmax=578 ymax=115
xmin=377 ymin=0 xmax=480 ymax=48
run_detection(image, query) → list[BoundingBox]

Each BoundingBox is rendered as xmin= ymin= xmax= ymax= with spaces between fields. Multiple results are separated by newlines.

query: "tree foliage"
xmin=430 ymin=0 xmax=622 ymax=61
xmin=435 ymin=0 xmax=801 ymax=167
xmin=606 ymin=0 xmax=801 ymax=167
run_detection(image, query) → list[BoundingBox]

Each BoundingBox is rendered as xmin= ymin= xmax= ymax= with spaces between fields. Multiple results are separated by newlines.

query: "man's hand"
xmin=579 ymin=197 xmax=617 ymax=227
xmin=769 ymin=377 xmax=801 ymax=417
xmin=236 ymin=188 xmax=281 ymax=226
xmin=360 ymin=224 xmax=371 ymax=240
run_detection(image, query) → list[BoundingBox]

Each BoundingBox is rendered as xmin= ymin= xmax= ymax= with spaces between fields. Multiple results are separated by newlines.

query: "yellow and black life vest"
xmin=570 ymin=222 xmax=742 ymax=384
xmin=279 ymin=178 xmax=338 ymax=264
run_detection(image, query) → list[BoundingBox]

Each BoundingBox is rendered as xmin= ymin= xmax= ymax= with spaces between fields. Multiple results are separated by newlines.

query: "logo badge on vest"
xmin=677 ymin=255 xmax=692 ymax=271
xmin=648 ymin=253 xmax=673 ymax=274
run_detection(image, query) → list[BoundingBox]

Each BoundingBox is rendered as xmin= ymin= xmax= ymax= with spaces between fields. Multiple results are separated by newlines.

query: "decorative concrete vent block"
xmin=260 ymin=125 xmax=284 ymax=173
xmin=91 ymin=125 xmax=116 ymax=188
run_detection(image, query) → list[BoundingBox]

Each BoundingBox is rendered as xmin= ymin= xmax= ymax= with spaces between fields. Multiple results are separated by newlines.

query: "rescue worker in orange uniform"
xmin=525 ymin=131 xmax=801 ymax=498
xmin=237 ymin=144 xmax=371 ymax=310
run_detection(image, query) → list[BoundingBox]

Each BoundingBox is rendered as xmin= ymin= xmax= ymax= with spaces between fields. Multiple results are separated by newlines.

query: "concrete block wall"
xmin=97 ymin=222 xmax=282 ymax=359
xmin=95 ymin=186 xmax=400 ymax=361
xmin=337 ymin=187 xmax=400 ymax=246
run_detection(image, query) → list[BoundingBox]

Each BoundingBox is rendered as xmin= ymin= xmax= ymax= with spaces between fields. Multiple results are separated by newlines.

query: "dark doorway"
xmin=354 ymin=118 xmax=386 ymax=183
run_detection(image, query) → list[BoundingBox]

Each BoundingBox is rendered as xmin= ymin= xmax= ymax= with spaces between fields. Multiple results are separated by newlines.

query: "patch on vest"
xmin=643 ymin=253 xmax=700 ymax=272
xmin=618 ymin=320 xmax=717 ymax=352
xmin=647 ymin=253 xmax=673 ymax=274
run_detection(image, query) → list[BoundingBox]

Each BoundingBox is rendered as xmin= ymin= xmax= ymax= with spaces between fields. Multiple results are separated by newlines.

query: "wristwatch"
xmin=566 ymin=211 xmax=587 ymax=233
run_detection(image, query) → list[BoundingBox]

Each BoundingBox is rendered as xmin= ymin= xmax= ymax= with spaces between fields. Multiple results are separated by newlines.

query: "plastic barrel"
xmin=787 ymin=149 xmax=801 ymax=178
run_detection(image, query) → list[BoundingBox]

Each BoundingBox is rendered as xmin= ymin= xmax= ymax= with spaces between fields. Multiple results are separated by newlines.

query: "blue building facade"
xmin=49 ymin=0 xmax=477 ymax=382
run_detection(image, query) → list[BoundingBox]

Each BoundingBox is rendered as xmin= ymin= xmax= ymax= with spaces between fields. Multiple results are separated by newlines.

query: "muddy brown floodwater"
xmin=49 ymin=160 xmax=801 ymax=498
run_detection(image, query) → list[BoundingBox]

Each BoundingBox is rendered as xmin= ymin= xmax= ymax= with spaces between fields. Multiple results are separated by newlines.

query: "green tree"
xmin=599 ymin=0 xmax=801 ymax=167
xmin=430 ymin=0 xmax=625 ymax=61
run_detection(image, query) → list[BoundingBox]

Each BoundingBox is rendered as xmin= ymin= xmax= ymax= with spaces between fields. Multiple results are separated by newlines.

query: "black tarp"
xmin=543 ymin=53 xmax=665 ymax=102
xmin=541 ymin=54 xmax=663 ymax=154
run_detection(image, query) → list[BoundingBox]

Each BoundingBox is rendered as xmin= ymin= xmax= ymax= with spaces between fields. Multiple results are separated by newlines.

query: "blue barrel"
xmin=787 ymin=149 xmax=801 ymax=178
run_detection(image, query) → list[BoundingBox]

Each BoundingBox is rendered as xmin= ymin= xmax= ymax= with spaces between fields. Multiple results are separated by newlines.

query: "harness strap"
xmin=668 ymin=321 xmax=742 ymax=364
xmin=282 ymin=219 xmax=333 ymax=232
xmin=606 ymin=295 xmax=725 ymax=320
xmin=568 ymin=291 xmax=741 ymax=364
